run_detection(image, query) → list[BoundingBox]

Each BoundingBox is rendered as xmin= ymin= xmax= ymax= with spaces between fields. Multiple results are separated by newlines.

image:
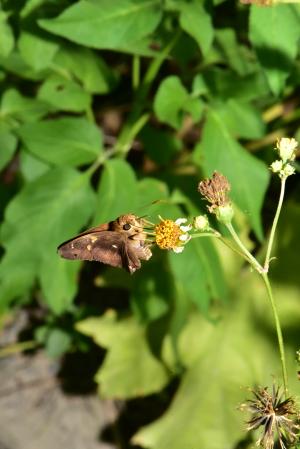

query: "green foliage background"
xmin=0 ymin=1 xmax=300 ymax=448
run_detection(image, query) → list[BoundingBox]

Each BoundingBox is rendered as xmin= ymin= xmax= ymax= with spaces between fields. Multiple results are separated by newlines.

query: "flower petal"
xmin=173 ymin=246 xmax=184 ymax=253
xmin=180 ymin=224 xmax=192 ymax=232
xmin=175 ymin=218 xmax=187 ymax=225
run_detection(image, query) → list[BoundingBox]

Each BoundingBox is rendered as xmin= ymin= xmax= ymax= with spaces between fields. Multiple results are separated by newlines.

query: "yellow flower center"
xmin=155 ymin=219 xmax=182 ymax=249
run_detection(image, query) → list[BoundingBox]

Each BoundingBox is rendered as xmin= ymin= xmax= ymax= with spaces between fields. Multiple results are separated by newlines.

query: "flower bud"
xmin=270 ymin=160 xmax=283 ymax=173
xmin=281 ymin=163 xmax=295 ymax=178
xmin=193 ymin=215 xmax=209 ymax=231
xmin=215 ymin=204 xmax=234 ymax=224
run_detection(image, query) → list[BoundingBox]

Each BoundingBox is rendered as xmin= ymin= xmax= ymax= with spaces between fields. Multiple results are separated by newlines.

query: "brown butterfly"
xmin=57 ymin=214 xmax=152 ymax=274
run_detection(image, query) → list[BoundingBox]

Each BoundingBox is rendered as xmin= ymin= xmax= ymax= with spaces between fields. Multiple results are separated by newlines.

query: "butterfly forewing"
xmin=58 ymin=231 xmax=126 ymax=268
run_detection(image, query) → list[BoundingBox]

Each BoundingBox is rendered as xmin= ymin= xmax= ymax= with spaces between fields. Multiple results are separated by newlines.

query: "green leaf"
xmin=0 ymin=130 xmax=17 ymax=170
xmin=0 ymin=88 xmax=51 ymax=124
xmin=133 ymin=296 xmax=279 ymax=449
xmin=140 ymin=125 xmax=181 ymax=164
xmin=46 ymin=328 xmax=72 ymax=358
xmin=154 ymin=76 xmax=203 ymax=129
xmin=179 ymin=1 xmax=213 ymax=56
xmin=169 ymin=236 xmax=227 ymax=313
xmin=193 ymin=111 xmax=269 ymax=239
xmin=18 ymin=117 xmax=102 ymax=167
xmin=202 ymin=68 xmax=270 ymax=101
xmin=0 ymin=168 xmax=96 ymax=312
xmin=18 ymin=32 xmax=58 ymax=71
xmin=38 ymin=74 xmax=91 ymax=112
xmin=215 ymin=29 xmax=256 ymax=76
xmin=76 ymin=311 xmax=170 ymax=398
xmin=0 ymin=50 xmax=47 ymax=81
xmin=93 ymin=159 xmax=138 ymax=224
xmin=54 ymin=44 xmax=118 ymax=94
xmin=39 ymin=256 xmax=82 ymax=315
xmin=131 ymin=255 xmax=171 ymax=322
xmin=134 ymin=177 xmax=170 ymax=223
xmin=39 ymin=0 xmax=162 ymax=52
xmin=214 ymin=99 xmax=266 ymax=139
xmin=19 ymin=150 xmax=50 ymax=182
xmin=0 ymin=12 xmax=14 ymax=58
xmin=249 ymin=5 xmax=300 ymax=95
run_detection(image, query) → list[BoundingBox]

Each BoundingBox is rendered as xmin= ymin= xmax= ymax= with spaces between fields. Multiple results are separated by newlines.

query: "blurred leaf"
xmin=76 ymin=311 xmax=170 ymax=398
xmin=202 ymin=68 xmax=270 ymax=101
xmin=154 ymin=76 xmax=203 ymax=128
xmin=249 ymin=4 xmax=300 ymax=95
xmin=271 ymin=201 xmax=300 ymax=288
xmin=0 ymin=88 xmax=51 ymax=124
xmin=131 ymin=254 xmax=172 ymax=322
xmin=54 ymin=44 xmax=118 ymax=94
xmin=0 ymin=50 xmax=47 ymax=80
xmin=215 ymin=29 xmax=256 ymax=76
xmin=46 ymin=328 xmax=72 ymax=358
xmin=194 ymin=111 xmax=269 ymax=239
xmin=169 ymin=236 xmax=227 ymax=313
xmin=19 ymin=150 xmax=50 ymax=181
xmin=140 ymin=124 xmax=181 ymax=164
xmin=18 ymin=117 xmax=102 ymax=166
xmin=0 ymin=12 xmax=14 ymax=58
xmin=93 ymin=159 xmax=138 ymax=224
xmin=133 ymin=294 xmax=281 ymax=449
xmin=179 ymin=1 xmax=213 ymax=56
xmin=38 ymin=74 xmax=91 ymax=112
xmin=215 ymin=99 xmax=266 ymax=139
xmin=39 ymin=0 xmax=162 ymax=52
xmin=39 ymin=256 xmax=81 ymax=314
xmin=0 ymin=130 xmax=17 ymax=170
xmin=0 ymin=168 xmax=96 ymax=311
xmin=18 ymin=31 xmax=58 ymax=71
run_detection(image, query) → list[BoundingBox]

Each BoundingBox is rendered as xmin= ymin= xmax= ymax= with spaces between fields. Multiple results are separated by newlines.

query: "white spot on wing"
xmin=112 ymin=244 xmax=118 ymax=249
xmin=90 ymin=236 xmax=98 ymax=243
xmin=87 ymin=244 xmax=92 ymax=251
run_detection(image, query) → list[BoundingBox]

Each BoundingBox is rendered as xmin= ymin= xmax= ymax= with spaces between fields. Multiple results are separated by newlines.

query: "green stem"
xmin=132 ymin=55 xmax=140 ymax=90
xmin=264 ymin=177 xmax=286 ymax=272
xmin=114 ymin=30 xmax=181 ymax=156
xmin=261 ymin=273 xmax=288 ymax=396
xmin=226 ymin=222 xmax=263 ymax=273
xmin=116 ymin=113 xmax=149 ymax=156
xmin=191 ymin=231 xmax=254 ymax=263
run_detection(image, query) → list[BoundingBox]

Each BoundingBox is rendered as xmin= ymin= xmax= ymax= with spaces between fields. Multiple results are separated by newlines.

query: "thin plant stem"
xmin=191 ymin=231 xmax=254 ymax=263
xmin=114 ymin=30 xmax=181 ymax=156
xmin=225 ymin=222 xmax=263 ymax=273
xmin=261 ymin=272 xmax=288 ymax=396
xmin=132 ymin=55 xmax=140 ymax=90
xmin=264 ymin=177 xmax=286 ymax=271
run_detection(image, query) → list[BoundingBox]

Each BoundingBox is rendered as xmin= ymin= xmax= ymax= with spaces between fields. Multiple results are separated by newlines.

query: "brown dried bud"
xmin=198 ymin=172 xmax=231 ymax=214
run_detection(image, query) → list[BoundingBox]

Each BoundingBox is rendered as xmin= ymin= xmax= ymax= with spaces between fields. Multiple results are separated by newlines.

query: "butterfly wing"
xmin=58 ymin=231 xmax=142 ymax=273
xmin=58 ymin=231 xmax=124 ymax=267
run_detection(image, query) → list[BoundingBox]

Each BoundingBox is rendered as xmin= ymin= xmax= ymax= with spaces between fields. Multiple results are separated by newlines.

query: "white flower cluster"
xmin=270 ymin=137 xmax=298 ymax=178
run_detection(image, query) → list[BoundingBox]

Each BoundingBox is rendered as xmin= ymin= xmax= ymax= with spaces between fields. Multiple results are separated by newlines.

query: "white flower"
xmin=282 ymin=163 xmax=295 ymax=178
xmin=270 ymin=160 xmax=283 ymax=173
xmin=276 ymin=137 xmax=298 ymax=162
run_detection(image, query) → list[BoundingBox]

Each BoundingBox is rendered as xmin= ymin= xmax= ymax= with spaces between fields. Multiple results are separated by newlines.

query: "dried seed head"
xmin=198 ymin=172 xmax=233 ymax=223
xmin=241 ymin=385 xmax=299 ymax=449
